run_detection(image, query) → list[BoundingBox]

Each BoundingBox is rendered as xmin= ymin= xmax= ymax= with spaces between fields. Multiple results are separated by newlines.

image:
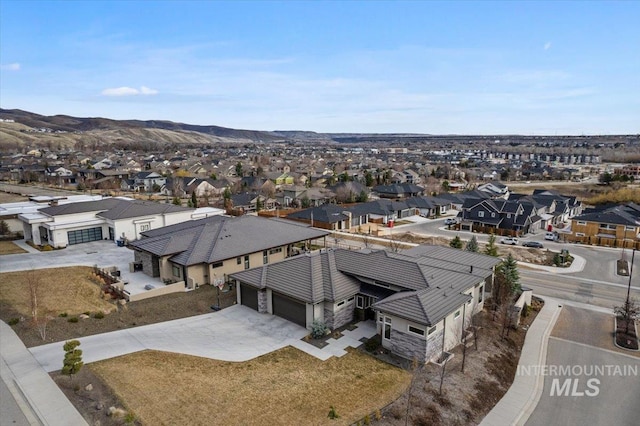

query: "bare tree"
xmin=28 ymin=269 xmax=52 ymax=341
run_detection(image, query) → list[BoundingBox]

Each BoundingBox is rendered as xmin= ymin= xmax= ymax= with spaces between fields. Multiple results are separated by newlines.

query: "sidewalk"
xmin=480 ymin=296 xmax=563 ymax=426
xmin=0 ymin=321 xmax=88 ymax=426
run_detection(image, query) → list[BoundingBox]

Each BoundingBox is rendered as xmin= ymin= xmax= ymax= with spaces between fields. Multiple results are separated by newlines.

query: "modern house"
xmin=230 ymin=246 xmax=500 ymax=362
xmin=458 ymin=198 xmax=539 ymax=236
xmin=567 ymin=203 xmax=640 ymax=248
xmin=372 ymin=183 xmax=424 ymax=199
xmin=19 ymin=198 xmax=201 ymax=247
xmin=129 ymin=215 xmax=330 ymax=290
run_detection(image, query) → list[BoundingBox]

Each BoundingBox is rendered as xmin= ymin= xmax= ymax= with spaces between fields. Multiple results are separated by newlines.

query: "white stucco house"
xmin=19 ymin=197 xmax=223 ymax=248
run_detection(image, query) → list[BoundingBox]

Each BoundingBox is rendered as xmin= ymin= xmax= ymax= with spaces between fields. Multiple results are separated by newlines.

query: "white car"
xmin=500 ymin=237 xmax=519 ymax=245
xmin=545 ymin=232 xmax=558 ymax=241
xmin=444 ymin=218 xmax=457 ymax=225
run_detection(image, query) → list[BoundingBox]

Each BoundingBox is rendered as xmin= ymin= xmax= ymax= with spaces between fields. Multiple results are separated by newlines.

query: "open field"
xmin=0 ymin=190 xmax=28 ymax=203
xmin=89 ymin=347 xmax=410 ymax=426
xmin=0 ymin=241 xmax=27 ymax=254
xmin=0 ymin=266 xmax=116 ymax=319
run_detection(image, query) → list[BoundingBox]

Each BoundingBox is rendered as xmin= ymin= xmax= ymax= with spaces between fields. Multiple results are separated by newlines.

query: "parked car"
xmin=545 ymin=232 xmax=559 ymax=241
xmin=444 ymin=218 xmax=457 ymax=225
xmin=500 ymin=237 xmax=519 ymax=245
xmin=522 ymin=241 xmax=544 ymax=248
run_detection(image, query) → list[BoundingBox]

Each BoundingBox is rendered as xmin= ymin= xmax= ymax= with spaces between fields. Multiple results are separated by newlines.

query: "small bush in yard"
xmin=364 ymin=335 xmax=381 ymax=352
xmin=328 ymin=405 xmax=340 ymax=419
xmin=94 ymin=311 xmax=105 ymax=319
xmin=42 ymin=245 xmax=53 ymax=251
xmin=311 ymin=320 xmax=328 ymax=339
xmin=68 ymin=317 xmax=79 ymax=323
xmin=59 ymin=312 xmax=68 ymax=317
xmin=8 ymin=318 xmax=19 ymax=326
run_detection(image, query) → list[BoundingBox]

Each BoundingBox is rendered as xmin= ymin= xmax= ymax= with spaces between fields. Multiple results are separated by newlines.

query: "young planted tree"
xmin=191 ymin=191 xmax=198 ymax=208
xmin=614 ymin=298 xmax=640 ymax=335
xmin=449 ymin=235 xmax=463 ymax=249
xmin=465 ymin=235 xmax=479 ymax=252
xmin=62 ymin=340 xmax=84 ymax=380
xmin=28 ymin=269 xmax=52 ymax=341
xmin=493 ymin=254 xmax=521 ymax=336
xmin=485 ymin=233 xmax=499 ymax=257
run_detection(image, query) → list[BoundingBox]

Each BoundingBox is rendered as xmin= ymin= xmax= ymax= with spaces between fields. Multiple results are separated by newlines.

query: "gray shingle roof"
xmin=373 ymin=288 xmax=471 ymax=326
xmin=39 ymin=198 xmax=191 ymax=219
xmin=130 ymin=215 xmax=330 ymax=266
xmin=230 ymin=250 xmax=361 ymax=303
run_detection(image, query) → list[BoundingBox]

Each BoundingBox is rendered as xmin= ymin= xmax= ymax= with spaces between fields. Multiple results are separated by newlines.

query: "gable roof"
xmin=39 ymin=197 xmax=189 ymax=219
xmin=130 ymin=215 xmax=330 ymax=266
xmin=572 ymin=203 xmax=640 ymax=227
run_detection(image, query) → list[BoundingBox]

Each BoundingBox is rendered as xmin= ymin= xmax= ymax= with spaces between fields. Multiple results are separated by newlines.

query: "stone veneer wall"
xmin=390 ymin=329 xmax=427 ymax=362
xmin=425 ymin=329 xmax=444 ymax=362
xmin=257 ymin=290 xmax=268 ymax=313
xmin=324 ymin=302 xmax=355 ymax=330
xmin=135 ymin=250 xmax=156 ymax=277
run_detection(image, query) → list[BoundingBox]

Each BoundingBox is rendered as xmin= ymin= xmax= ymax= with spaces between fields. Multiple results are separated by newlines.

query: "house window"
xmin=139 ymin=223 xmax=150 ymax=232
xmin=347 ymin=297 xmax=354 ymax=302
xmin=244 ymin=255 xmax=250 ymax=270
xmin=237 ymin=257 xmax=242 ymax=265
xmin=408 ymin=325 xmax=425 ymax=336
xmin=383 ymin=317 xmax=392 ymax=340
xmin=454 ymin=310 xmax=461 ymax=319
xmin=337 ymin=300 xmax=345 ymax=307
xmin=428 ymin=326 xmax=437 ymax=336
xmin=576 ymin=233 xmax=585 ymax=237
xmin=479 ymin=285 xmax=484 ymax=303
xmin=269 ymin=247 xmax=282 ymax=255
xmin=211 ymin=261 xmax=223 ymax=269
xmin=478 ymin=211 xmax=484 ymax=218
xmin=356 ymin=295 xmax=364 ymax=309
xmin=625 ymin=226 xmax=635 ymax=231
xmin=577 ymin=221 xmax=587 ymax=225
xmin=172 ymin=265 xmax=181 ymax=278
xmin=263 ymin=250 xmax=268 ymax=264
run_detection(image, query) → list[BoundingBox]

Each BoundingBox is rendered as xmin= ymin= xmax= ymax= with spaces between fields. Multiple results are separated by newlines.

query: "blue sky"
xmin=1 ymin=1 xmax=638 ymax=134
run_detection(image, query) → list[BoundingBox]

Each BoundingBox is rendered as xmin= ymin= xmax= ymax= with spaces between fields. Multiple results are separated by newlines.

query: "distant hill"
xmin=0 ymin=109 xmax=284 ymax=150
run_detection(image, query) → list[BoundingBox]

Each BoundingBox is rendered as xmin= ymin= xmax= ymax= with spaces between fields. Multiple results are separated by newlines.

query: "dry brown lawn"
xmin=0 ymin=241 xmax=27 ymax=255
xmin=91 ymin=347 xmax=410 ymax=425
xmin=0 ymin=266 xmax=116 ymax=317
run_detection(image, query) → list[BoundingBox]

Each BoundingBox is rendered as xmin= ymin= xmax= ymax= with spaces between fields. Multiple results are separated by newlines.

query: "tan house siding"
xmin=568 ymin=220 xmax=640 ymax=249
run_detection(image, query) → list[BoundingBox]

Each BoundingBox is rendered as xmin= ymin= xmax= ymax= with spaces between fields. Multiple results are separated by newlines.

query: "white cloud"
xmin=101 ymin=86 xmax=159 ymax=96
xmin=544 ymin=42 xmax=552 ymax=50
xmin=1 ymin=63 xmax=21 ymax=71
xmin=139 ymin=86 xmax=158 ymax=95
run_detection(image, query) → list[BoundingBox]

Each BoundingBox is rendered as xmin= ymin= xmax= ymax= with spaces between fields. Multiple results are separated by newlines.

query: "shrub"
xmin=8 ymin=318 xmax=20 ymax=326
xmin=311 ymin=320 xmax=328 ymax=339
xmin=68 ymin=317 xmax=79 ymax=323
xmin=83 ymin=311 xmax=90 ymax=316
xmin=363 ymin=414 xmax=371 ymax=425
xmin=521 ymin=303 xmax=530 ymax=318
xmin=327 ymin=405 xmax=340 ymax=420
xmin=42 ymin=244 xmax=53 ymax=251
xmin=374 ymin=409 xmax=382 ymax=420
xmin=94 ymin=311 xmax=105 ymax=319
xmin=364 ymin=335 xmax=381 ymax=352
xmin=59 ymin=312 xmax=68 ymax=318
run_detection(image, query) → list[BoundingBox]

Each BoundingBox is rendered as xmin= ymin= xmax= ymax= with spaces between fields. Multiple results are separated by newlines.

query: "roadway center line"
xmin=549 ymin=336 xmax=640 ymax=361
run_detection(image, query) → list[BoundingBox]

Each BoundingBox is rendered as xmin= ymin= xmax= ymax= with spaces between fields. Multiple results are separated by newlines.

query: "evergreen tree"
xmin=497 ymin=253 xmax=521 ymax=294
xmin=465 ymin=235 xmax=479 ymax=252
xmin=62 ymin=340 xmax=83 ymax=379
xmin=450 ymin=235 xmax=463 ymax=249
xmin=485 ymin=233 xmax=499 ymax=257
xmin=191 ymin=192 xmax=198 ymax=208
xmin=235 ymin=162 xmax=243 ymax=177
xmin=172 ymin=196 xmax=181 ymax=206
xmin=364 ymin=170 xmax=374 ymax=187
xmin=357 ymin=190 xmax=368 ymax=203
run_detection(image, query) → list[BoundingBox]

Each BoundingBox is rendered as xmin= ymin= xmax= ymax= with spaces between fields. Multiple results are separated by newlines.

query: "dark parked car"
xmin=522 ymin=241 xmax=544 ymax=248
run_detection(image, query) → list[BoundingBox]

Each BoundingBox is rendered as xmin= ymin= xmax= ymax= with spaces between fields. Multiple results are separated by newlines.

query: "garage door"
xmin=272 ymin=293 xmax=306 ymax=327
xmin=240 ymin=284 xmax=258 ymax=311
xmin=67 ymin=227 xmax=103 ymax=245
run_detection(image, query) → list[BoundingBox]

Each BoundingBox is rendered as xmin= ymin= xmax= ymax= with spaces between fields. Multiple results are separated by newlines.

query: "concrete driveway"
xmin=525 ymin=306 xmax=640 ymax=426
xmin=29 ymin=305 xmax=309 ymax=372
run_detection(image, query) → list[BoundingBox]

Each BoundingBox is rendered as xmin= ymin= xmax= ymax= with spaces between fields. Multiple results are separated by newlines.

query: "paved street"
xmin=525 ymin=306 xmax=640 ymax=426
